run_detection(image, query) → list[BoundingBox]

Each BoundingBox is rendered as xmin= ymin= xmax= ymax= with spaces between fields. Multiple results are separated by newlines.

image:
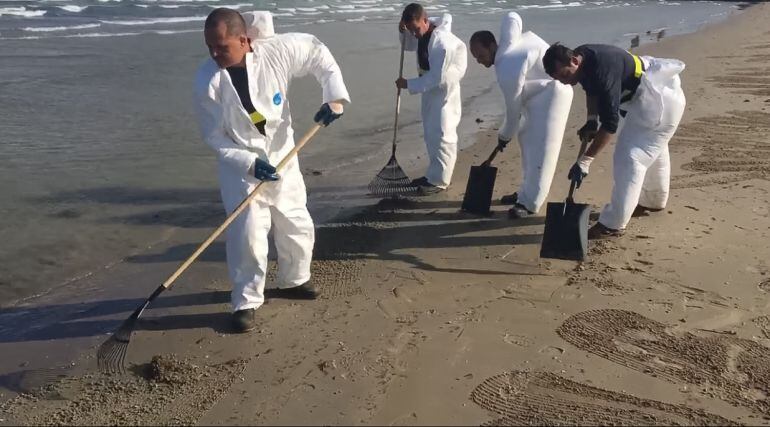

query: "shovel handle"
xmin=567 ymin=180 xmax=577 ymax=202
xmin=481 ymin=144 xmax=502 ymax=167
xmin=159 ymin=124 xmax=323 ymax=291
xmin=567 ymin=136 xmax=591 ymax=201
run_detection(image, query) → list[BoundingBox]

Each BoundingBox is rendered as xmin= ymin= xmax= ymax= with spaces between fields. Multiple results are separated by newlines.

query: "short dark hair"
xmin=543 ymin=42 xmax=574 ymax=76
xmin=205 ymin=8 xmax=246 ymax=37
xmin=470 ymin=31 xmax=496 ymax=48
xmin=401 ymin=3 xmax=425 ymax=23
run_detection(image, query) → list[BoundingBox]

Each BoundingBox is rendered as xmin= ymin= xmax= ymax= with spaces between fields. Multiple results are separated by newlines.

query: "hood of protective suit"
xmin=645 ymin=57 xmax=686 ymax=87
xmin=428 ymin=13 xmax=452 ymax=33
xmin=498 ymin=11 xmax=522 ymax=49
xmin=626 ymin=56 xmax=685 ymax=128
xmin=243 ymin=10 xmax=274 ymax=42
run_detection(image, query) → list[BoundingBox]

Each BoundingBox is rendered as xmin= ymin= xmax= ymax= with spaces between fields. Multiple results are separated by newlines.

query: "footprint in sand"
xmin=537 ymin=346 xmax=565 ymax=357
xmin=759 ymin=278 xmax=770 ymax=293
xmin=557 ymin=309 xmax=770 ymax=416
xmin=502 ymin=333 xmax=532 ymax=347
xmin=470 ymin=370 xmax=734 ymax=426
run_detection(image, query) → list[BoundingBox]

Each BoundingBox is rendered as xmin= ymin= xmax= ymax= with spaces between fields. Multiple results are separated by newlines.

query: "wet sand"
xmin=2 ymin=3 xmax=770 ymax=425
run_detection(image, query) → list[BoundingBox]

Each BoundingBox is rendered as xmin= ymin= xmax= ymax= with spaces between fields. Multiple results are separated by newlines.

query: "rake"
xmin=367 ymin=33 xmax=418 ymax=197
xmin=97 ymin=123 xmax=323 ymax=374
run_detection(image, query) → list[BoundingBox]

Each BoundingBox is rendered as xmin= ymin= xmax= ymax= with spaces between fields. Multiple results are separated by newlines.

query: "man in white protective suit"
xmin=469 ymin=11 xmax=573 ymax=218
xmin=543 ymin=43 xmax=685 ymax=239
xmin=193 ymin=8 xmax=350 ymax=332
xmin=395 ymin=3 xmax=467 ymax=195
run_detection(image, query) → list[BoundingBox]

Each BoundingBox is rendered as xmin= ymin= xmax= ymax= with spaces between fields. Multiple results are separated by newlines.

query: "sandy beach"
xmin=2 ymin=2 xmax=770 ymax=426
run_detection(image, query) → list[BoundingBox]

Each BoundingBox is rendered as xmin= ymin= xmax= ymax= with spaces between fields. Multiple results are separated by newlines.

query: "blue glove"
xmin=254 ymin=158 xmax=280 ymax=181
xmin=497 ymin=137 xmax=510 ymax=152
xmin=314 ymin=103 xmax=343 ymax=126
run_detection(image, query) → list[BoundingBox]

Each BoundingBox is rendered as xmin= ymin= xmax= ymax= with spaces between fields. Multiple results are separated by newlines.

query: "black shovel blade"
xmin=461 ymin=164 xmax=497 ymax=215
xmin=540 ymin=200 xmax=590 ymax=261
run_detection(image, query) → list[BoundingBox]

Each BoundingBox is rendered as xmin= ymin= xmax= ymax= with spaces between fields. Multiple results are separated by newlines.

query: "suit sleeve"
xmin=406 ymin=43 xmax=446 ymax=94
xmin=497 ymin=57 xmax=527 ymax=141
xmin=285 ymin=34 xmax=351 ymax=104
xmin=193 ymin=77 xmax=258 ymax=174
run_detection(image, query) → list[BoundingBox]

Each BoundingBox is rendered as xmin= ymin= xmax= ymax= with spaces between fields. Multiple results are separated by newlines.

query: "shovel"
xmin=461 ymin=144 xmax=503 ymax=215
xmin=539 ymin=137 xmax=591 ymax=261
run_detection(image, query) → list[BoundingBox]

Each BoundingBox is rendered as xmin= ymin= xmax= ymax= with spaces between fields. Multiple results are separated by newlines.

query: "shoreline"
xmin=0 ymin=1 xmax=743 ymax=308
xmin=0 ymin=2 xmax=737 ymax=310
xmin=2 ymin=2 xmax=770 ymax=425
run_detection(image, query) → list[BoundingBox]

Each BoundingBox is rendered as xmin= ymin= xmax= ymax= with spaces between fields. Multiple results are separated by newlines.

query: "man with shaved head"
xmin=194 ymin=8 xmax=350 ymax=332
xmin=203 ymin=8 xmax=248 ymax=69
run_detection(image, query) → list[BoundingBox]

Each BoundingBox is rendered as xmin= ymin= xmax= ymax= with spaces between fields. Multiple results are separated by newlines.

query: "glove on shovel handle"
xmin=567 ymin=136 xmax=591 ymax=202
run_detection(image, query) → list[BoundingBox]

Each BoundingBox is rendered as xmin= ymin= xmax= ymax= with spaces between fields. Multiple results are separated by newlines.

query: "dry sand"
xmin=2 ymin=3 xmax=770 ymax=426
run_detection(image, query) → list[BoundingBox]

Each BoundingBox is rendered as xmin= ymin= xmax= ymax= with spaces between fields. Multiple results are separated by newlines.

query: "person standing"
xmin=194 ymin=9 xmax=350 ymax=332
xmin=396 ymin=3 xmax=467 ymax=195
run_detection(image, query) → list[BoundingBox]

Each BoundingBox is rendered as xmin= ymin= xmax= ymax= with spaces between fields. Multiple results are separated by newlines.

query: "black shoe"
xmin=417 ymin=182 xmax=445 ymax=196
xmin=279 ymin=282 xmax=319 ymax=300
xmin=232 ymin=308 xmax=257 ymax=333
xmin=632 ymin=205 xmax=664 ymax=217
xmin=500 ymin=192 xmax=518 ymax=205
xmin=587 ymin=222 xmax=624 ymax=240
xmin=508 ymin=203 xmax=533 ymax=219
xmin=410 ymin=176 xmax=429 ymax=187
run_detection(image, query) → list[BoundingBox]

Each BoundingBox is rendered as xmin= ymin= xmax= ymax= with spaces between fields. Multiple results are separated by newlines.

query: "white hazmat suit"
xmin=193 ymin=11 xmax=350 ymax=311
xmin=495 ymin=12 xmax=573 ymax=213
xmin=403 ymin=14 xmax=467 ymax=189
xmin=599 ymin=56 xmax=685 ymax=230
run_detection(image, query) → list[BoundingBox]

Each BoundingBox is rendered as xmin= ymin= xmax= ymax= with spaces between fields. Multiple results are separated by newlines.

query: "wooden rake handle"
xmin=160 ymin=123 xmax=323 ymax=290
xmin=391 ymin=32 xmax=406 ymax=156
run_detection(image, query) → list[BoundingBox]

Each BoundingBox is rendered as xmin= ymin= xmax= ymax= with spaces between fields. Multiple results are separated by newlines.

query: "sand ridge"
xmin=471 ymin=370 xmax=736 ymax=426
xmin=1 ymin=355 xmax=248 ymax=426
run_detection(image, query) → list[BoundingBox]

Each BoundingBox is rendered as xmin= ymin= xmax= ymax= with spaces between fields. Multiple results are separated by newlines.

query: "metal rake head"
xmin=97 ymin=306 xmax=143 ymax=374
xmin=368 ymin=155 xmax=418 ymax=196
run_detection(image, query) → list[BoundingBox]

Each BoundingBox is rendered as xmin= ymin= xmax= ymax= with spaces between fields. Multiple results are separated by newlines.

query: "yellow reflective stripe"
xmin=249 ymin=110 xmax=265 ymax=124
xmin=631 ymin=54 xmax=643 ymax=79
xmin=418 ymin=68 xmax=428 ymax=76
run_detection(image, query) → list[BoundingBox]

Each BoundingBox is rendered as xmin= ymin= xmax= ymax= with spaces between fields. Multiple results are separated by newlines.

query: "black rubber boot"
xmin=232 ymin=308 xmax=257 ymax=333
xmin=587 ymin=222 xmax=624 ymax=240
xmin=417 ymin=182 xmax=445 ymax=196
xmin=410 ymin=176 xmax=429 ymax=187
xmin=500 ymin=192 xmax=518 ymax=205
xmin=508 ymin=203 xmax=534 ymax=219
xmin=632 ymin=205 xmax=665 ymax=217
xmin=279 ymin=282 xmax=319 ymax=300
